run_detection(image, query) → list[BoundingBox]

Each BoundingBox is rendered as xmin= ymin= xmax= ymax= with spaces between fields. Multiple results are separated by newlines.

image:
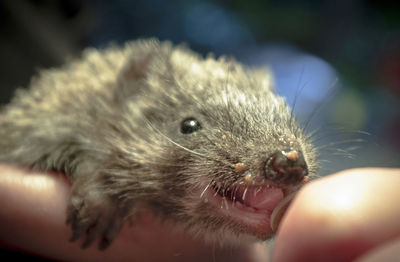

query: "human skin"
xmin=0 ymin=166 xmax=399 ymax=262
xmin=0 ymin=164 xmax=269 ymax=262
xmin=272 ymin=168 xmax=400 ymax=262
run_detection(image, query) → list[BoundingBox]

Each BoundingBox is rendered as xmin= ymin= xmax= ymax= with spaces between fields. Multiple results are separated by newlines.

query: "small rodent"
xmin=0 ymin=39 xmax=317 ymax=250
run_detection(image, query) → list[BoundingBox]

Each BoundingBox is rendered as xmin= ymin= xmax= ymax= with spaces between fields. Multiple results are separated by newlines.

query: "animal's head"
xmin=110 ymin=39 xmax=317 ymax=244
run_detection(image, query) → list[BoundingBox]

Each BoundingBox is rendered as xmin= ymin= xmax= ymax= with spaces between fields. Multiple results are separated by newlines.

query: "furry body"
xmin=0 ymin=39 xmax=317 ymax=249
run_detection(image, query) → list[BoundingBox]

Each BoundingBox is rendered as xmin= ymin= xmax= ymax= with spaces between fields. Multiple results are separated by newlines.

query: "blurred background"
xmin=0 ymin=0 xmax=399 ymax=261
xmin=0 ymin=0 xmax=399 ymax=174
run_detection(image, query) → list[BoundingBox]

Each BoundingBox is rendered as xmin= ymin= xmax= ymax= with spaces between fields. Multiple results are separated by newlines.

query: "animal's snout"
xmin=264 ymin=149 xmax=308 ymax=184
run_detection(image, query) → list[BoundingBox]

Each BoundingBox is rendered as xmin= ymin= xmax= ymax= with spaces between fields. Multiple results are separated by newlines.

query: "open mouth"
xmin=196 ymin=149 xmax=308 ymax=236
xmin=200 ymin=179 xmax=302 ymax=234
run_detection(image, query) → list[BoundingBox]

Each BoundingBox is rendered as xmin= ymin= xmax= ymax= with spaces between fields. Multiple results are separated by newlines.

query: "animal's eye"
xmin=181 ymin=117 xmax=202 ymax=134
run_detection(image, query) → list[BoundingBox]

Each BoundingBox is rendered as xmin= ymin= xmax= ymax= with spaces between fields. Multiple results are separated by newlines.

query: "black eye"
xmin=181 ymin=117 xmax=202 ymax=134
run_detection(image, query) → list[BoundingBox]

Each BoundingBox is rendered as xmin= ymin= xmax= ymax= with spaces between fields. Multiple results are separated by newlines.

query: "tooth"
xmin=213 ymin=189 xmax=219 ymax=197
xmin=234 ymin=187 xmax=239 ymax=199
xmin=223 ymin=198 xmax=229 ymax=210
xmin=242 ymin=187 xmax=248 ymax=201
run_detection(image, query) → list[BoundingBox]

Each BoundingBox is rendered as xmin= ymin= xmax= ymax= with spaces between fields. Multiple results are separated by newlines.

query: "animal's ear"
xmin=115 ymin=40 xmax=169 ymax=101
xmin=119 ymin=52 xmax=153 ymax=82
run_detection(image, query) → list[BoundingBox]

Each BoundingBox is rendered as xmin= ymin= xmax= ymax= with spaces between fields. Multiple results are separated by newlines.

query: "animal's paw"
xmin=66 ymin=189 xmax=125 ymax=250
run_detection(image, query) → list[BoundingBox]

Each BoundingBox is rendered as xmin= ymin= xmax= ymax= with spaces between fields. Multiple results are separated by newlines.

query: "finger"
xmin=272 ymin=168 xmax=400 ymax=262
xmin=354 ymin=236 xmax=400 ymax=262
xmin=0 ymin=165 xmax=268 ymax=262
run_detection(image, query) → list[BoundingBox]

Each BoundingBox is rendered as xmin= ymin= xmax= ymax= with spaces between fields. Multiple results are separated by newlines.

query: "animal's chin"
xmin=198 ymin=179 xmax=299 ymax=238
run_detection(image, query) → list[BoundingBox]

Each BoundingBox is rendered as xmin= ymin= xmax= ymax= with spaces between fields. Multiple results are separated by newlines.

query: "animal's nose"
xmin=264 ymin=149 xmax=308 ymax=184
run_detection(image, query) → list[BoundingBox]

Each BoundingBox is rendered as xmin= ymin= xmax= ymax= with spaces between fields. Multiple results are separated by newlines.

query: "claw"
xmin=98 ymin=237 xmax=112 ymax=250
xmin=66 ymin=192 xmax=126 ymax=249
xmin=69 ymin=229 xmax=83 ymax=243
xmin=102 ymin=215 xmax=124 ymax=249
xmin=81 ymin=215 xmax=101 ymax=249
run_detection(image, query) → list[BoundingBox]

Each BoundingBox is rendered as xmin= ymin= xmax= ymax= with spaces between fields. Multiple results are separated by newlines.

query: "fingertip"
xmin=354 ymin=237 xmax=400 ymax=262
xmin=272 ymin=168 xmax=400 ymax=262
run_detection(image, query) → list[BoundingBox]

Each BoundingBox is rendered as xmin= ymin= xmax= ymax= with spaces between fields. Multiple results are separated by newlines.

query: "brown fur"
xmin=0 ymin=39 xmax=317 ymax=249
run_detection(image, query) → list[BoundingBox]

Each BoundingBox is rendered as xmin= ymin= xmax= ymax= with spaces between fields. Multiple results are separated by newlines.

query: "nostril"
xmin=265 ymin=149 xmax=308 ymax=184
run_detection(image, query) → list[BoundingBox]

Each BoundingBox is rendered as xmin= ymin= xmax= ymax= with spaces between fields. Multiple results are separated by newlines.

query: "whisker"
xmin=317 ymin=139 xmax=365 ymax=150
xmin=200 ymin=182 xmax=212 ymax=198
xmin=290 ymin=66 xmax=305 ymax=118
xmin=310 ymin=128 xmax=371 ymax=143
xmin=290 ymin=67 xmax=312 ymax=123
xmin=143 ymin=117 xmax=209 ymax=158
xmin=232 ymin=186 xmax=238 ymax=207
xmin=302 ymin=77 xmax=339 ymax=133
xmin=319 ymin=159 xmax=331 ymax=163
xmin=213 ymin=186 xmax=220 ymax=197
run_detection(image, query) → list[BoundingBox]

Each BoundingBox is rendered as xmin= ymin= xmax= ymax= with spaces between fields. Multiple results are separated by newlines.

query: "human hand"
xmin=1 ymin=165 xmax=399 ymax=262
xmin=0 ymin=164 xmax=268 ymax=262
xmin=273 ymin=168 xmax=400 ymax=262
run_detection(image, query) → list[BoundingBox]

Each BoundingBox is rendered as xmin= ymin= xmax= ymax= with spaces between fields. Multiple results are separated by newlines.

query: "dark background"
xmin=0 ymin=0 xmax=399 ymax=260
